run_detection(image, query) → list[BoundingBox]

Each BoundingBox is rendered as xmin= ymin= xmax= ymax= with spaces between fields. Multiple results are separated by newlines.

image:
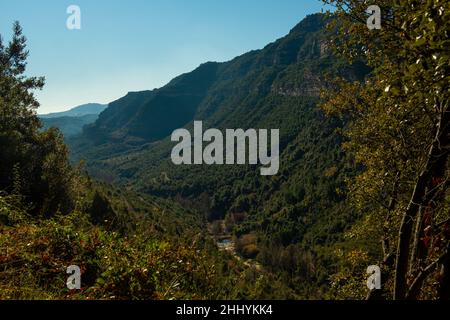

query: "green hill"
xmin=68 ymin=13 xmax=371 ymax=297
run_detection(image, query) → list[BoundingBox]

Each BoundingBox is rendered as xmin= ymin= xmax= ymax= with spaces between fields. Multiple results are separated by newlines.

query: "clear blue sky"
xmin=0 ymin=0 xmax=327 ymax=114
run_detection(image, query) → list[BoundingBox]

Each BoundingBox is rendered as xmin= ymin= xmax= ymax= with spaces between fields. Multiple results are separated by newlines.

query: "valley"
xmin=65 ymin=13 xmax=370 ymax=298
xmin=208 ymin=220 xmax=263 ymax=272
xmin=2 ymin=1 xmax=448 ymax=300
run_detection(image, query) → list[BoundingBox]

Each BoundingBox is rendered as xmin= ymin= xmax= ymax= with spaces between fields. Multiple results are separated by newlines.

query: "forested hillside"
xmin=0 ymin=21 xmax=293 ymax=300
xmin=1 ymin=0 xmax=448 ymax=300
xmin=68 ymin=14 xmax=372 ymax=298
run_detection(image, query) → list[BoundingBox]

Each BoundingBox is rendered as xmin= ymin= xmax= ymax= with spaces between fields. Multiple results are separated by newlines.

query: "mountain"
xmin=39 ymin=103 xmax=107 ymax=137
xmin=68 ymin=14 xmax=371 ymax=297
xmin=39 ymin=103 xmax=107 ymax=119
xmin=40 ymin=114 xmax=99 ymax=137
xmin=1 ymin=21 xmax=294 ymax=300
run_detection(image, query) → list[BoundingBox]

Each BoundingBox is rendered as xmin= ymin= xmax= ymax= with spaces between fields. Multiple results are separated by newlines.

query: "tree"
xmin=0 ymin=22 xmax=74 ymax=216
xmin=321 ymin=0 xmax=449 ymax=299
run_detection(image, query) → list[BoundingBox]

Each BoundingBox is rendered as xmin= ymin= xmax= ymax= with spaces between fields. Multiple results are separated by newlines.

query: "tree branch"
xmin=406 ymin=243 xmax=450 ymax=300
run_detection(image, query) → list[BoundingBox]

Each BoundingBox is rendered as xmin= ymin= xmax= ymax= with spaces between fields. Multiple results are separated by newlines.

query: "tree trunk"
xmin=409 ymin=206 xmax=424 ymax=275
xmin=394 ymin=107 xmax=449 ymax=299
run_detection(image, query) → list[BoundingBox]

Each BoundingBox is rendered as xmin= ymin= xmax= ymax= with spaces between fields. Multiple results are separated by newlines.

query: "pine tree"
xmin=0 ymin=22 xmax=74 ymax=216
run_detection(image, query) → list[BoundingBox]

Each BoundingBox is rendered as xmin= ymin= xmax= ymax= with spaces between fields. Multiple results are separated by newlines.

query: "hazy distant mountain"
xmin=39 ymin=103 xmax=107 ymax=137
xmin=39 ymin=103 xmax=107 ymax=119
xmin=40 ymin=114 xmax=100 ymax=137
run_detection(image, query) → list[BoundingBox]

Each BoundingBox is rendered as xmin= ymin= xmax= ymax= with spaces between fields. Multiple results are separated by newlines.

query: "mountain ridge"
xmin=71 ymin=14 xmax=344 ymax=151
xmin=39 ymin=103 xmax=107 ymax=118
xmin=39 ymin=103 xmax=108 ymax=138
xmin=68 ymin=13 xmax=371 ymax=297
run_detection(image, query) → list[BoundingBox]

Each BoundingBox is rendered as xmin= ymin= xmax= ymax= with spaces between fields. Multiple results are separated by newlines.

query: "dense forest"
xmin=0 ymin=21 xmax=293 ymax=300
xmin=1 ymin=0 xmax=448 ymax=300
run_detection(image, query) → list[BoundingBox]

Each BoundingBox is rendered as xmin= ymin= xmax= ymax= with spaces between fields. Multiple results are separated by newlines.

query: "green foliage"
xmin=3 ymin=6 xmax=446 ymax=300
xmin=321 ymin=0 xmax=450 ymax=299
xmin=0 ymin=185 xmax=295 ymax=299
xmin=0 ymin=22 xmax=74 ymax=217
xmin=0 ymin=22 xmax=297 ymax=300
xmin=68 ymin=14 xmax=370 ymax=298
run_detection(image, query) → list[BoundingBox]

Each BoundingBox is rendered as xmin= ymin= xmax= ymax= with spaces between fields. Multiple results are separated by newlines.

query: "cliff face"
xmin=272 ymin=69 xmax=323 ymax=98
xmin=70 ymin=14 xmax=335 ymax=150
